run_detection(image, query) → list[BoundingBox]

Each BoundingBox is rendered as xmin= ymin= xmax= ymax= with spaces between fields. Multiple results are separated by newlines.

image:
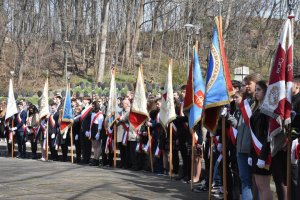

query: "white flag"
xmin=107 ymin=67 xmax=117 ymax=119
xmin=129 ymin=65 xmax=149 ymax=130
xmin=39 ymin=78 xmax=50 ymax=121
xmin=160 ymin=60 xmax=176 ymax=127
xmin=5 ymin=79 xmax=18 ymax=120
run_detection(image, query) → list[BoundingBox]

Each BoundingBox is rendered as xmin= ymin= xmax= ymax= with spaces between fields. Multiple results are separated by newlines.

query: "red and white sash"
xmin=143 ymin=137 xmax=153 ymax=154
xmin=240 ymin=99 xmax=271 ymax=168
xmin=121 ymin=123 xmax=129 ymax=146
xmin=227 ymin=126 xmax=238 ymax=145
xmin=155 ymin=145 xmax=161 ymax=157
xmin=49 ymin=115 xmax=56 ymax=128
xmin=89 ymin=111 xmax=102 ymax=139
xmin=80 ymin=105 xmax=93 ymax=121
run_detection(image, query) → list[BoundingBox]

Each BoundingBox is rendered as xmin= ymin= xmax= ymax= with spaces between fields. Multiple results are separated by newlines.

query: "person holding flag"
xmin=183 ymin=41 xmax=205 ymax=187
xmin=5 ymin=79 xmax=18 ymax=157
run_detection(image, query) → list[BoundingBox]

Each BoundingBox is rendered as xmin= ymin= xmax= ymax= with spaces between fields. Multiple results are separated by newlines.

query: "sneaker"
xmin=194 ymin=185 xmax=208 ymax=192
xmin=40 ymin=157 xmax=46 ymax=162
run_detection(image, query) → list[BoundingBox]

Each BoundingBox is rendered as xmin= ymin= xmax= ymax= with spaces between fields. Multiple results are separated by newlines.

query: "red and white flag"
xmin=159 ymin=59 xmax=176 ymax=127
xmin=261 ymin=19 xmax=293 ymax=138
xmin=129 ymin=65 xmax=149 ymax=130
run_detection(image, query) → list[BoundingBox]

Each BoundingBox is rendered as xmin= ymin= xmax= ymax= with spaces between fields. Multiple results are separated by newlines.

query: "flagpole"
xmin=147 ymin=126 xmax=154 ymax=173
xmin=113 ymin=118 xmax=117 ymax=168
xmin=70 ymin=126 xmax=74 ymax=163
xmin=169 ymin=122 xmax=173 ymax=179
xmin=191 ymin=131 xmax=195 ymax=190
xmin=208 ymin=136 xmax=214 ymax=199
xmin=287 ymin=1 xmax=295 ymax=199
xmin=46 ymin=119 xmax=49 ymax=161
xmin=222 ymin=115 xmax=227 ymax=200
xmin=11 ymin=118 xmax=14 ymax=159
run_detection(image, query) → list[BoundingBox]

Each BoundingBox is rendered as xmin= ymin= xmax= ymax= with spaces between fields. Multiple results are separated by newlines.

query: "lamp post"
xmin=184 ymin=23 xmax=194 ymax=78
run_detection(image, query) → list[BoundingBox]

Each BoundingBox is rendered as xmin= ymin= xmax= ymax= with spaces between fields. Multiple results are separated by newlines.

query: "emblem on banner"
xmin=268 ymin=86 xmax=279 ymax=106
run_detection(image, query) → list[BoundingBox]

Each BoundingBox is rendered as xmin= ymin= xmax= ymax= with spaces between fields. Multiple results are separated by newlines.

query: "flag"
xmin=5 ymin=79 xmax=18 ymax=120
xmin=159 ymin=59 xmax=176 ymax=127
xmin=203 ymin=17 xmax=233 ymax=133
xmin=183 ymin=42 xmax=205 ymax=130
xmin=261 ymin=19 xmax=293 ymax=138
xmin=106 ymin=67 xmax=117 ymax=126
xmin=39 ymin=78 xmax=50 ymax=121
xmin=59 ymin=83 xmax=73 ymax=134
xmin=129 ymin=65 xmax=149 ymax=130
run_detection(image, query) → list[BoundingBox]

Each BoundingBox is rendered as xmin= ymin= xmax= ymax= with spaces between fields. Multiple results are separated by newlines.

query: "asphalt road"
xmin=0 ymin=157 xmax=209 ymax=200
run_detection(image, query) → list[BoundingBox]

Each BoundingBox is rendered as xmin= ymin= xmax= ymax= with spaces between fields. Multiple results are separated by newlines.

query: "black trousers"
xmin=179 ymin=143 xmax=188 ymax=177
xmin=127 ymin=141 xmax=137 ymax=169
xmin=118 ymin=142 xmax=126 ymax=168
xmin=74 ymin=136 xmax=81 ymax=161
xmin=17 ymin=131 xmax=26 ymax=157
xmin=80 ymin=133 xmax=91 ymax=163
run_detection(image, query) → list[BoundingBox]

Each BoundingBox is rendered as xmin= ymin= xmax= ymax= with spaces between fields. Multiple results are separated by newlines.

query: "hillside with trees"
xmin=0 ymin=0 xmax=300 ymax=96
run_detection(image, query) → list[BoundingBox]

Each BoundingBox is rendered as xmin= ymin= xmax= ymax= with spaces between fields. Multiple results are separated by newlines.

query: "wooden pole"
xmin=287 ymin=7 xmax=294 ymax=199
xmin=222 ymin=116 xmax=227 ymax=200
xmin=208 ymin=137 xmax=214 ymax=199
xmin=11 ymin=118 xmax=14 ymax=158
xmin=147 ymin=126 xmax=153 ymax=173
xmin=70 ymin=126 xmax=74 ymax=163
xmin=169 ymin=123 xmax=173 ymax=179
xmin=46 ymin=119 xmax=49 ymax=161
xmin=191 ymin=132 xmax=195 ymax=190
xmin=287 ymin=124 xmax=292 ymax=200
xmin=113 ymin=122 xmax=117 ymax=168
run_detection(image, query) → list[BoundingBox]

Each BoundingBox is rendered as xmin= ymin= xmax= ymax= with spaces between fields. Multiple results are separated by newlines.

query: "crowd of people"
xmin=0 ymin=72 xmax=300 ymax=200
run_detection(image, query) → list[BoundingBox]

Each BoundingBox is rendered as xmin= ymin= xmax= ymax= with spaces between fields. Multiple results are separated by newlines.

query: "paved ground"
xmin=0 ymin=157 xmax=209 ymax=200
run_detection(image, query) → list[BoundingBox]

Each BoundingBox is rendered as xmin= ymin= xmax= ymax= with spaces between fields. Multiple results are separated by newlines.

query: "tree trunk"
xmin=97 ymin=0 xmax=110 ymax=82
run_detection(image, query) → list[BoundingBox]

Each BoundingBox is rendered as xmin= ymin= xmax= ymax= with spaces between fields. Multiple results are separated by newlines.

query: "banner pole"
xmin=11 ymin=118 xmax=14 ymax=159
xmin=169 ymin=122 xmax=173 ymax=179
xmin=208 ymin=137 xmax=214 ymax=199
xmin=191 ymin=131 xmax=195 ymax=190
xmin=70 ymin=126 xmax=74 ymax=163
xmin=222 ymin=116 xmax=227 ymax=200
xmin=147 ymin=126 xmax=154 ymax=173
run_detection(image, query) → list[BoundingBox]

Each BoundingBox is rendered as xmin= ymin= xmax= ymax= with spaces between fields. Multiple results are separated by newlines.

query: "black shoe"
xmin=175 ymin=176 xmax=184 ymax=181
xmin=31 ymin=154 xmax=38 ymax=159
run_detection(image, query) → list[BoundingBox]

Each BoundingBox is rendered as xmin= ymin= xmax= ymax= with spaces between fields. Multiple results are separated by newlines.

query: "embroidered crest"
xmin=268 ymin=86 xmax=279 ymax=106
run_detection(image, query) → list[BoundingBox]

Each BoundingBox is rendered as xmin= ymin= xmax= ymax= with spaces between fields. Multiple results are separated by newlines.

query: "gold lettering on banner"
xmin=207 ymin=45 xmax=220 ymax=91
xmin=268 ymin=86 xmax=279 ymax=106
xmin=276 ymin=58 xmax=284 ymax=74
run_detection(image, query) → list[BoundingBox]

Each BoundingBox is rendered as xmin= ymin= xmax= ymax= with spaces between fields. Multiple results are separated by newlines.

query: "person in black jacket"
xmin=80 ymin=96 xmax=92 ymax=164
xmin=48 ymin=103 xmax=59 ymax=161
xmin=15 ymin=101 xmax=27 ymax=158
xmin=249 ymin=80 xmax=272 ymax=200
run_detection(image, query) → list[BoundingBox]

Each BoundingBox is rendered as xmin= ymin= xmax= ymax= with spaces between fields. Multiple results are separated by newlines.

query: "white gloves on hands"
xmin=221 ymin=107 xmax=227 ymax=116
xmin=75 ymin=134 xmax=78 ymax=141
xmin=85 ymin=131 xmax=91 ymax=138
xmin=217 ymin=143 xmax=222 ymax=152
xmin=95 ymin=133 xmax=100 ymax=141
xmin=256 ymin=159 xmax=265 ymax=169
xmin=248 ymin=157 xmax=252 ymax=166
xmin=11 ymin=127 xmax=17 ymax=131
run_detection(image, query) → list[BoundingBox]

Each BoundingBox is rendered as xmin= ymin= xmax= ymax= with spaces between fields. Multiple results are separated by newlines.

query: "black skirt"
xmin=91 ymin=124 xmax=99 ymax=140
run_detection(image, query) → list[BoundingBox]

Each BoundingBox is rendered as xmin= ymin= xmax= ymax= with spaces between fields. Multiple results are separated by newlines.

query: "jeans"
xmin=237 ymin=152 xmax=253 ymax=200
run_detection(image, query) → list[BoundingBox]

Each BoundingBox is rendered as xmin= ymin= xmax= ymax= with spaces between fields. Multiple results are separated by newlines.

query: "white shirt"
xmin=90 ymin=112 xmax=104 ymax=131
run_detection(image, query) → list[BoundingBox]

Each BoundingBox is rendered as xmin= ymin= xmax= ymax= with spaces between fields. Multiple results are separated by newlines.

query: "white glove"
xmin=85 ymin=131 xmax=91 ymax=138
xmin=221 ymin=107 xmax=227 ymax=116
xmin=51 ymin=133 xmax=55 ymax=139
xmin=95 ymin=133 xmax=100 ymax=141
xmin=217 ymin=143 xmax=222 ymax=152
xmin=248 ymin=157 xmax=252 ymax=166
xmin=256 ymin=159 xmax=265 ymax=169
xmin=75 ymin=134 xmax=78 ymax=141
xmin=11 ymin=127 xmax=17 ymax=131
